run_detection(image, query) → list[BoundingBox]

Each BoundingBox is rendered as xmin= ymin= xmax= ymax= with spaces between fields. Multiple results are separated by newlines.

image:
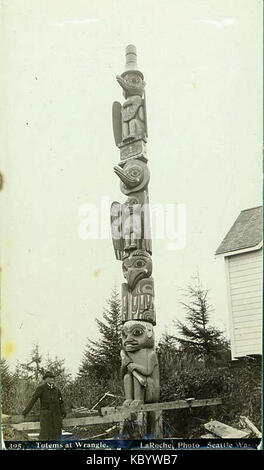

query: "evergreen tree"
xmin=175 ymin=276 xmax=230 ymax=363
xmin=20 ymin=343 xmax=44 ymax=380
xmin=78 ymin=287 xmax=122 ymax=382
xmin=1 ymin=359 xmax=14 ymax=413
xmin=1 ymin=358 xmax=12 ymax=385
xmin=157 ymin=332 xmax=179 ymax=381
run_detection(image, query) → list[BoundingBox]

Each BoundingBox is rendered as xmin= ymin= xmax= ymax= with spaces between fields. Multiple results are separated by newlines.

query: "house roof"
xmin=215 ymin=206 xmax=263 ymax=256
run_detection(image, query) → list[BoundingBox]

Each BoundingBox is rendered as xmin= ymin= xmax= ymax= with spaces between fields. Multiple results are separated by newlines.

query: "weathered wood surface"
xmin=227 ymin=250 xmax=262 ymax=359
xmin=240 ymin=415 xmax=262 ymax=438
xmin=120 ymin=411 xmax=148 ymax=439
xmin=3 ymin=398 xmax=222 ymax=432
xmin=2 ymin=409 xmax=99 ymax=425
xmin=148 ymin=410 xmax=163 ymax=438
xmin=102 ymin=397 xmax=222 ymax=415
xmin=204 ymin=420 xmax=250 ymax=438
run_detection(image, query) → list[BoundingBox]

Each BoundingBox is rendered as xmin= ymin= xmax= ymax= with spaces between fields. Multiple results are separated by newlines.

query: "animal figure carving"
xmin=121 ymin=251 xmax=155 ymax=325
xmin=112 ymin=70 xmax=147 ymax=146
xmin=120 ymin=321 xmax=160 ymax=406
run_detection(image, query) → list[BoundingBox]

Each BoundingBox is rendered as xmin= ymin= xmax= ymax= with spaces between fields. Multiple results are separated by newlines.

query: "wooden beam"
xmin=2 ymin=410 xmax=99 ymax=425
xmin=105 ymin=397 xmax=222 ymax=414
xmin=240 ymin=416 xmax=262 ymax=438
xmin=10 ymin=412 xmax=132 ymax=432
xmin=4 ymin=398 xmax=222 ymax=432
xmin=204 ymin=420 xmax=250 ymax=438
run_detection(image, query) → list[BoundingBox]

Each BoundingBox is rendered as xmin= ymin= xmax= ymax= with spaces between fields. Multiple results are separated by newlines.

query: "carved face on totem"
xmin=116 ymin=71 xmax=145 ymax=98
xmin=122 ymin=250 xmax=152 ymax=290
xmin=114 ymin=160 xmax=150 ymax=195
xmin=121 ymin=320 xmax=154 ymax=352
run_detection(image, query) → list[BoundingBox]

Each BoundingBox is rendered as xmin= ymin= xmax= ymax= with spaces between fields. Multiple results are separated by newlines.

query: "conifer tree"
xmin=1 ymin=359 xmax=14 ymax=413
xmin=78 ymin=287 xmax=122 ymax=381
xmin=157 ymin=332 xmax=179 ymax=381
xmin=175 ymin=276 xmax=230 ymax=363
xmin=20 ymin=343 xmax=43 ymax=380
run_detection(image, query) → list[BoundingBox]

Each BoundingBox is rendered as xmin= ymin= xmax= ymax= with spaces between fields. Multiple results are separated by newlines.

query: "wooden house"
xmin=215 ymin=206 xmax=262 ymax=360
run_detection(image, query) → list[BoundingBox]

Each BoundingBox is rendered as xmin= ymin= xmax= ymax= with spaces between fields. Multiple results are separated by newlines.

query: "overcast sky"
xmin=1 ymin=0 xmax=262 ymax=376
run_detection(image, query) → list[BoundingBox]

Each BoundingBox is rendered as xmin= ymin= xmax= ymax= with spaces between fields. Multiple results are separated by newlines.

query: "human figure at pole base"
xmin=22 ymin=372 xmax=66 ymax=440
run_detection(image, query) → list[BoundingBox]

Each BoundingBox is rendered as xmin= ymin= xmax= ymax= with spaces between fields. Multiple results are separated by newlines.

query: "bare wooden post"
xmin=147 ymin=410 xmax=163 ymax=438
xmin=135 ymin=411 xmax=148 ymax=438
xmin=119 ymin=411 xmax=147 ymax=439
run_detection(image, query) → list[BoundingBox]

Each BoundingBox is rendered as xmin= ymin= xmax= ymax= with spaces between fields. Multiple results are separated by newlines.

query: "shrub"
xmin=160 ymin=355 xmax=262 ymax=437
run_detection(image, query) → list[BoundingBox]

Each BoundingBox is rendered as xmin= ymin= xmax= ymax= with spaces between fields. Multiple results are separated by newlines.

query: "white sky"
xmin=1 ymin=0 xmax=262 ymax=376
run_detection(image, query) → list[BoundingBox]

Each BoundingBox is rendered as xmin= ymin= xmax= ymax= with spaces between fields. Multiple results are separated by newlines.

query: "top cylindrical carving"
xmin=125 ymin=44 xmax=138 ymax=70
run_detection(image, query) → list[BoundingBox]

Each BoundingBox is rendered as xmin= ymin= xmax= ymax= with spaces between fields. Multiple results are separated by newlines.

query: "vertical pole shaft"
xmin=111 ymin=46 xmax=162 ymax=438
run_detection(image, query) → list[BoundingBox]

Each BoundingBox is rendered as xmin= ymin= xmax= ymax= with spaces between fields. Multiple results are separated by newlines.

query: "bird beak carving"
xmin=114 ymin=166 xmax=139 ymax=187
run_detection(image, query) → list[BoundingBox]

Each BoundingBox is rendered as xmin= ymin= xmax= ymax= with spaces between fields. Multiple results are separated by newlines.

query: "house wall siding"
xmin=227 ymin=249 xmax=262 ymax=359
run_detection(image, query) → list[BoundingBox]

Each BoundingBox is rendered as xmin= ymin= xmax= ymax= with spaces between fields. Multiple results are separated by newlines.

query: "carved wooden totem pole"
xmin=111 ymin=45 xmax=160 ymax=411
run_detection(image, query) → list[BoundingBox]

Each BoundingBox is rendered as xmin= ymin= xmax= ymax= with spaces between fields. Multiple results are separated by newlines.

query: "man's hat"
xmin=42 ymin=371 xmax=55 ymax=380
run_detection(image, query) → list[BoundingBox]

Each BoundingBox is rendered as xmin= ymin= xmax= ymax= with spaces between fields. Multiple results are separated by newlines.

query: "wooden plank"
xmin=230 ymin=277 xmax=262 ymax=289
xmin=233 ymin=315 xmax=261 ymax=325
xmin=234 ymin=325 xmax=260 ymax=332
xmin=234 ymin=335 xmax=262 ymax=344
xmin=235 ymin=344 xmax=262 ymax=354
xmin=235 ymin=339 xmax=263 ymax=349
xmin=229 ymin=264 xmax=262 ymax=275
xmin=231 ymin=298 xmax=261 ymax=308
xmin=230 ymin=270 xmax=262 ymax=280
xmin=233 ymin=306 xmax=261 ymax=316
xmin=204 ymin=420 xmax=250 ymax=438
xmin=2 ymin=410 xmax=99 ymax=425
xmin=234 ymin=323 xmax=262 ymax=340
xmin=231 ymin=282 xmax=262 ymax=293
xmin=233 ymin=310 xmax=261 ymax=320
xmin=233 ymin=309 xmax=261 ymax=318
xmin=113 ymin=397 xmax=222 ymax=414
xmin=232 ymin=287 xmax=262 ymax=300
xmin=234 ymin=330 xmax=262 ymax=339
xmin=229 ymin=263 xmax=261 ymax=274
xmin=235 ymin=341 xmax=261 ymax=352
xmin=230 ymin=257 xmax=261 ymax=268
xmin=231 ymin=284 xmax=262 ymax=295
xmin=229 ymin=250 xmax=261 ymax=262
xmin=230 ymin=274 xmax=262 ymax=284
xmin=231 ymin=285 xmax=262 ymax=295
xmin=232 ymin=290 xmax=261 ymax=300
xmin=11 ymin=413 xmax=132 ymax=431
xmin=6 ymin=398 xmax=222 ymax=432
xmin=234 ymin=338 xmax=261 ymax=347
xmin=240 ymin=416 xmax=262 ymax=438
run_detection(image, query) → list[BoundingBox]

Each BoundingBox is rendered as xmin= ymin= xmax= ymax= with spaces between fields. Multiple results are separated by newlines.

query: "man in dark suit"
xmin=23 ymin=372 xmax=66 ymax=440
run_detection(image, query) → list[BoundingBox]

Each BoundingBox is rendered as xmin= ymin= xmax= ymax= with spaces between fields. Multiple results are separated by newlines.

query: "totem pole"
xmin=111 ymin=45 xmax=160 ymax=408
